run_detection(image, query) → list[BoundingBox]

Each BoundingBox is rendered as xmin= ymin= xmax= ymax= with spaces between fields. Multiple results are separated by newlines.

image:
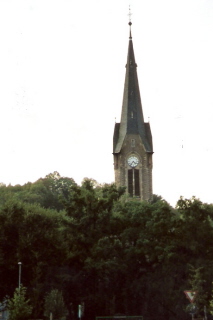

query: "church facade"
xmin=113 ymin=22 xmax=153 ymax=201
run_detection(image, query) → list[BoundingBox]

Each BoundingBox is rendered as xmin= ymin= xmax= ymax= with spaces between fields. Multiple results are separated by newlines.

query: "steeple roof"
xmin=113 ymin=23 xmax=153 ymax=154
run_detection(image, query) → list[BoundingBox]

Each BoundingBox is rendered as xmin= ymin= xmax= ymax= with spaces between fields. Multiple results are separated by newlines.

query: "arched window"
xmin=128 ymin=169 xmax=140 ymax=197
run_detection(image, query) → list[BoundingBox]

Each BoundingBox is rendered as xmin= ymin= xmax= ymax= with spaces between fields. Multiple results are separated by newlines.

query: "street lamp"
xmin=18 ymin=262 xmax=22 ymax=289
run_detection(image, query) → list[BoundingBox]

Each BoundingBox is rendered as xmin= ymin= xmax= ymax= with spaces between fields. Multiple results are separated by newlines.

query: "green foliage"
xmin=0 ymin=199 xmax=69 ymax=315
xmin=0 ymin=171 xmax=76 ymax=211
xmin=7 ymin=286 xmax=32 ymax=320
xmin=44 ymin=289 xmax=68 ymax=320
xmin=187 ymin=265 xmax=208 ymax=315
xmin=1 ymin=175 xmax=213 ymax=320
xmin=209 ymin=283 xmax=213 ymax=315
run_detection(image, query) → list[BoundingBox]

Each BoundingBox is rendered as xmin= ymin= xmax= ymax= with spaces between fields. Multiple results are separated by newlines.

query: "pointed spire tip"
xmin=128 ymin=6 xmax=132 ymax=39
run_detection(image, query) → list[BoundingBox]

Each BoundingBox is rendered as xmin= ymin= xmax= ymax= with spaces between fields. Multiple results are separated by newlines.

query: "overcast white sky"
xmin=0 ymin=0 xmax=213 ymax=206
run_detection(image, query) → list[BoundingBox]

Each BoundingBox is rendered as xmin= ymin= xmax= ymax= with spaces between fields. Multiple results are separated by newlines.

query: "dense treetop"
xmin=0 ymin=172 xmax=213 ymax=320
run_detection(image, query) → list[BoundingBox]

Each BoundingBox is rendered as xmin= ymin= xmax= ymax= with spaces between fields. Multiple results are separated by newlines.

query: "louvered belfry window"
xmin=128 ymin=169 xmax=140 ymax=197
xmin=128 ymin=169 xmax=133 ymax=196
xmin=134 ymin=169 xmax=140 ymax=196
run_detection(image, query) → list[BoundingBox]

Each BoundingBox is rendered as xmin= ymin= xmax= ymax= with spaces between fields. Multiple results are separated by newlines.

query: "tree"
xmin=7 ymin=286 xmax=32 ymax=320
xmin=209 ymin=284 xmax=213 ymax=317
xmin=187 ymin=265 xmax=208 ymax=317
xmin=0 ymin=199 xmax=69 ymax=317
xmin=0 ymin=171 xmax=77 ymax=211
xmin=44 ymin=289 xmax=68 ymax=320
xmin=3 ymin=175 xmax=213 ymax=320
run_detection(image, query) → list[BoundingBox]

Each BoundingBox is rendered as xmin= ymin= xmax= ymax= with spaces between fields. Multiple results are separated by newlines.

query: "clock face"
xmin=127 ymin=155 xmax=139 ymax=167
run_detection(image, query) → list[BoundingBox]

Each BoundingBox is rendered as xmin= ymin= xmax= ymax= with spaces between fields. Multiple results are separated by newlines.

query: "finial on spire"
xmin=128 ymin=5 xmax=132 ymax=39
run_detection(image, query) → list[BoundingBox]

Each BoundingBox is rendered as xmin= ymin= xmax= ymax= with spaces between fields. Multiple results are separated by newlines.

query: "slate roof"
xmin=113 ymin=26 xmax=153 ymax=154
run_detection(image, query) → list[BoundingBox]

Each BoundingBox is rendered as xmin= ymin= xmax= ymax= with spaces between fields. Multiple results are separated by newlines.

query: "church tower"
xmin=113 ymin=20 xmax=153 ymax=201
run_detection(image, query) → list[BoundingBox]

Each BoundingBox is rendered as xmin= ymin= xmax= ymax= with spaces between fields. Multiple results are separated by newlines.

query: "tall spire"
xmin=113 ymin=16 xmax=153 ymax=154
xmin=113 ymin=10 xmax=153 ymax=201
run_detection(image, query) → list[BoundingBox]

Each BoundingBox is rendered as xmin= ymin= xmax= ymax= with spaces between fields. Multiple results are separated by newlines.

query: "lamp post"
xmin=18 ymin=262 xmax=22 ymax=289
